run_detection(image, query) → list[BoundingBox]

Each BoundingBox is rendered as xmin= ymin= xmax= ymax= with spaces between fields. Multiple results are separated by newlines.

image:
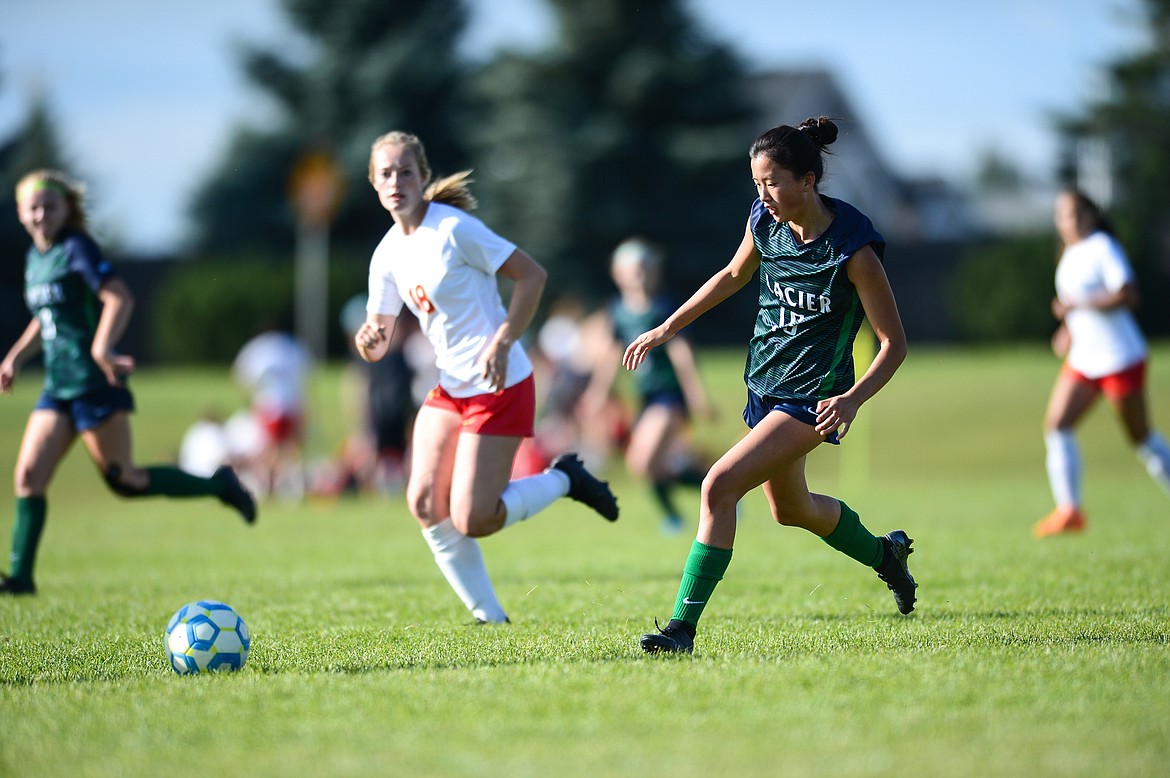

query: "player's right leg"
xmin=3 ymin=410 xmax=75 ymax=596
xmin=642 ymin=413 xmax=819 ymax=654
xmin=409 ymin=403 xmax=509 ymax=624
xmin=625 ymin=404 xmax=686 ymax=532
xmin=1035 ymin=372 xmax=1097 ymax=537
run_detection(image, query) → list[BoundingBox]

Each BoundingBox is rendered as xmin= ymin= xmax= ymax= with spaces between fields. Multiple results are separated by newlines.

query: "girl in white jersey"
xmin=1033 ymin=188 xmax=1170 ymax=537
xmin=354 ymin=131 xmax=618 ymax=623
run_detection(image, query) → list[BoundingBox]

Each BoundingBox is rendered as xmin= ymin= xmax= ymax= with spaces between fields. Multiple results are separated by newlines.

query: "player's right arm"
xmin=0 ymin=317 xmax=44 ymax=394
xmin=624 ymin=221 xmax=759 ymax=371
xmin=355 ymin=313 xmax=398 ymax=363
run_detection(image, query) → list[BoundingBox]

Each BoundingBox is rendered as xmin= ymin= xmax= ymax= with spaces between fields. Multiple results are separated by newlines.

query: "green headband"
xmin=18 ymin=177 xmax=69 ymax=201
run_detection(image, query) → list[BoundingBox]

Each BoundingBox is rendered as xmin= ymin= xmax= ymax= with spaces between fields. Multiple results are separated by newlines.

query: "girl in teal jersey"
xmin=0 ymin=170 xmax=256 ymax=596
xmin=623 ymin=118 xmax=917 ymax=653
xmin=584 ymin=237 xmax=712 ymax=535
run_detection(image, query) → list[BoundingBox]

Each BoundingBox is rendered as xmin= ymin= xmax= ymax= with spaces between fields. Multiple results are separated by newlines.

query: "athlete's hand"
xmin=355 ymin=322 xmax=387 ymax=361
xmin=0 ymin=359 xmax=15 ymax=394
xmin=623 ymin=326 xmax=671 ymax=371
xmin=815 ymin=394 xmax=860 ymax=441
xmin=94 ymin=350 xmax=136 ymax=386
xmin=477 ymin=340 xmax=510 ymax=392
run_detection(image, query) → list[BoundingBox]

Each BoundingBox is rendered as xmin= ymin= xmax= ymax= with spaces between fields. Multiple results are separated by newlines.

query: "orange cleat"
xmin=1032 ymin=506 xmax=1087 ymax=538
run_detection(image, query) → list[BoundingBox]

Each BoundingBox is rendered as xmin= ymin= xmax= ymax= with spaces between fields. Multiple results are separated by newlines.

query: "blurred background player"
xmin=584 ymin=237 xmax=712 ymax=534
xmin=355 ymin=131 xmax=618 ymax=623
xmin=231 ymin=328 xmax=312 ymax=500
xmin=1033 ymin=187 xmax=1170 ymax=537
xmin=530 ymin=296 xmax=629 ymax=475
xmin=624 ymin=119 xmax=915 ymax=653
xmin=0 ymin=169 xmax=255 ymax=596
xmin=318 ymin=294 xmax=421 ymax=496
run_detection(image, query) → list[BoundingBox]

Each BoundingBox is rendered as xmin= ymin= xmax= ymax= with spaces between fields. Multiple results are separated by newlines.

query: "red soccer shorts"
xmin=422 ymin=374 xmax=535 ymax=437
xmin=1062 ymin=359 xmax=1146 ymax=400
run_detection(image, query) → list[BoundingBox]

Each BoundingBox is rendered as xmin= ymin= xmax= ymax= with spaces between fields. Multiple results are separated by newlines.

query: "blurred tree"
xmin=462 ymin=0 xmax=756 ymax=312
xmin=187 ymin=0 xmax=472 ymax=257
xmin=973 ymin=147 xmax=1027 ymax=195
xmin=1058 ymin=0 xmax=1170 ymax=335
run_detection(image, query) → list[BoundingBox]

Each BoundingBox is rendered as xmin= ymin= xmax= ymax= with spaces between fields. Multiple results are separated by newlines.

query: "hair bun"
xmin=797 ymin=116 xmax=838 ymax=149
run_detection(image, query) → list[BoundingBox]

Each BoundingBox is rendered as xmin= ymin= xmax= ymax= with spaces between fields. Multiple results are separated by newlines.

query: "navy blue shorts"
xmin=639 ymin=389 xmax=688 ymax=417
xmin=35 ymin=385 xmax=135 ymax=432
xmin=742 ymin=388 xmax=840 ymax=445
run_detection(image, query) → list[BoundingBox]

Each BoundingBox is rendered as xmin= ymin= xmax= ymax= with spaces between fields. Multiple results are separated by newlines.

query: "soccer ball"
xmin=164 ymin=600 xmax=251 ymax=675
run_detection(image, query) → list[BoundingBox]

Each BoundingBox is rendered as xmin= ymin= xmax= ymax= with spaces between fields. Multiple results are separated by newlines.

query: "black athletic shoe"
xmin=550 ymin=453 xmax=619 ymax=521
xmin=215 ymin=465 xmax=257 ymax=524
xmin=640 ymin=619 xmax=695 ymax=654
xmin=876 ymin=530 xmax=917 ymax=614
xmin=0 ymin=573 xmax=36 ymax=596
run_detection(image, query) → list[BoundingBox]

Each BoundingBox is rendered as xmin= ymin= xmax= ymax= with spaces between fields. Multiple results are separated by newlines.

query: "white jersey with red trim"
xmin=366 ymin=201 xmax=533 ymax=397
xmin=1056 ymin=230 xmax=1146 ymax=378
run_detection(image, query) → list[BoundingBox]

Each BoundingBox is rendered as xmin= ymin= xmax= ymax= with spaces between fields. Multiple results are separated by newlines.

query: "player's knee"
xmin=770 ymin=506 xmax=803 ymax=527
xmin=452 ymin=503 xmax=503 ymax=538
xmin=103 ymin=464 xmax=146 ymax=497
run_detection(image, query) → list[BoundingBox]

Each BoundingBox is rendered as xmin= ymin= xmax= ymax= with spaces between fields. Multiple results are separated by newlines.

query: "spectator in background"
xmin=531 ymin=297 xmax=629 ymax=474
xmin=232 ymin=328 xmax=312 ymax=500
xmin=321 ymin=294 xmax=419 ymax=496
xmin=1 ymin=169 xmax=255 ymax=596
xmin=1033 ymin=187 xmax=1170 ymax=537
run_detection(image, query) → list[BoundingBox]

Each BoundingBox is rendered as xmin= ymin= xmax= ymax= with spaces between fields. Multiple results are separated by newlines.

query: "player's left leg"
xmin=81 ymin=412 xmax=255 ymax=523
xmin=759 ymin=427 xmax=916 ymax=615
xmin=1109 ymin=386 xmax=1170 ymax=498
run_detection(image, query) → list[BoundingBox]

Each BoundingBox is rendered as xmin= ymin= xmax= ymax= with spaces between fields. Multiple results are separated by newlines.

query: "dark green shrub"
xmin=952 ymin=234 xmax=1059 ymax=342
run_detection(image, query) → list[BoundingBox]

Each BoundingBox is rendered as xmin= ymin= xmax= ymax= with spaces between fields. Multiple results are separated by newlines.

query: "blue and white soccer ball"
xmin=164 ymin=600 xmax=251 ymax=675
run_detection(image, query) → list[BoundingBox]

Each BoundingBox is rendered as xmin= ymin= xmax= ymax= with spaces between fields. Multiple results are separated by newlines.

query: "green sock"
xmin=10 ymin=496 xmax=47 ymax=584
xmin=671 ymin=540 xmax=733 ymax=626
xmin=821 ymin=500 xmax=884 ymax=567
xmin=143 ymin=466 xmax=222 ymax=498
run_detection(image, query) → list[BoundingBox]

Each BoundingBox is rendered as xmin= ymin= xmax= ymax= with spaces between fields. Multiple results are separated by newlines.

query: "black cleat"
xmin=215 ymin=465 xmax=257 ymax=524
xmin=640 ymin=619 xmax=695 ymax=654
xmin=0 ymin=573 xmax=36 ymax=596
xmin=875 ymin=530 xmax=917 ymax=614
xmin=550 ymin=453 xmax=619 ymax=521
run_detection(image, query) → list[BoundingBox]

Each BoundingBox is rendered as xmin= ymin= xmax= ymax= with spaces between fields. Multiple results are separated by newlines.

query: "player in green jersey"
xmin=623 ymin=118 xmax=916 ymax=653
xmin=584 ymin=238 xmax=712 ymax=534
xmin=0 ymin=170 xmax=256 ymax=596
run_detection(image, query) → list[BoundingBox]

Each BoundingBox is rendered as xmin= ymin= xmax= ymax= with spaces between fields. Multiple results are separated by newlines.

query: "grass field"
xmin=2 ymin=344 xmax=1169 ymax=777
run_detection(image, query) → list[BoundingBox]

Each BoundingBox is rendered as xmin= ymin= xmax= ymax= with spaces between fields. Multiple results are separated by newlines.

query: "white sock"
xmin=1045 ymin=428 xmax=1081 ymax=508
xmin=1137 ymin=431 xmax=1170 ymax=497
xmin=421 ymin=518 xmax=508 ymax=623
xmin=500 ymin=469 xmax=570 ymax=529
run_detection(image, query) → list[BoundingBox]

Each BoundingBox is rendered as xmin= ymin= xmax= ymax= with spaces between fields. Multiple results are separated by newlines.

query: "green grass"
xmin=2 ymin=345 xmax=1169 ymax=777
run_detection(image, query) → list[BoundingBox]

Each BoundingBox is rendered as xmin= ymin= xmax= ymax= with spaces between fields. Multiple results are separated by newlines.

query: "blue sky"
xmin=0 ymin=0 xmax=1148 ymax=253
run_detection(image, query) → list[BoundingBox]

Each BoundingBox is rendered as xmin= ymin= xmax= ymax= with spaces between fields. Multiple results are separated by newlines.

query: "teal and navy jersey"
xmin=745 ymin=196 xmax=885 ymax=402
xmin=23 ymin=229 xmax=119 ymax=399
xmin=610 ymin=295 xmax=683 ymax=399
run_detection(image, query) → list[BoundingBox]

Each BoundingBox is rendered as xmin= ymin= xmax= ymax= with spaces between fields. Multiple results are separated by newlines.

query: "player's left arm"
xmin=93 ymin=277 xmax=137 ymax=385
xmin=480 ymin=249 xmax=547 ymax=390
xmin=814 ymin=245 xmax=907 ymax=440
